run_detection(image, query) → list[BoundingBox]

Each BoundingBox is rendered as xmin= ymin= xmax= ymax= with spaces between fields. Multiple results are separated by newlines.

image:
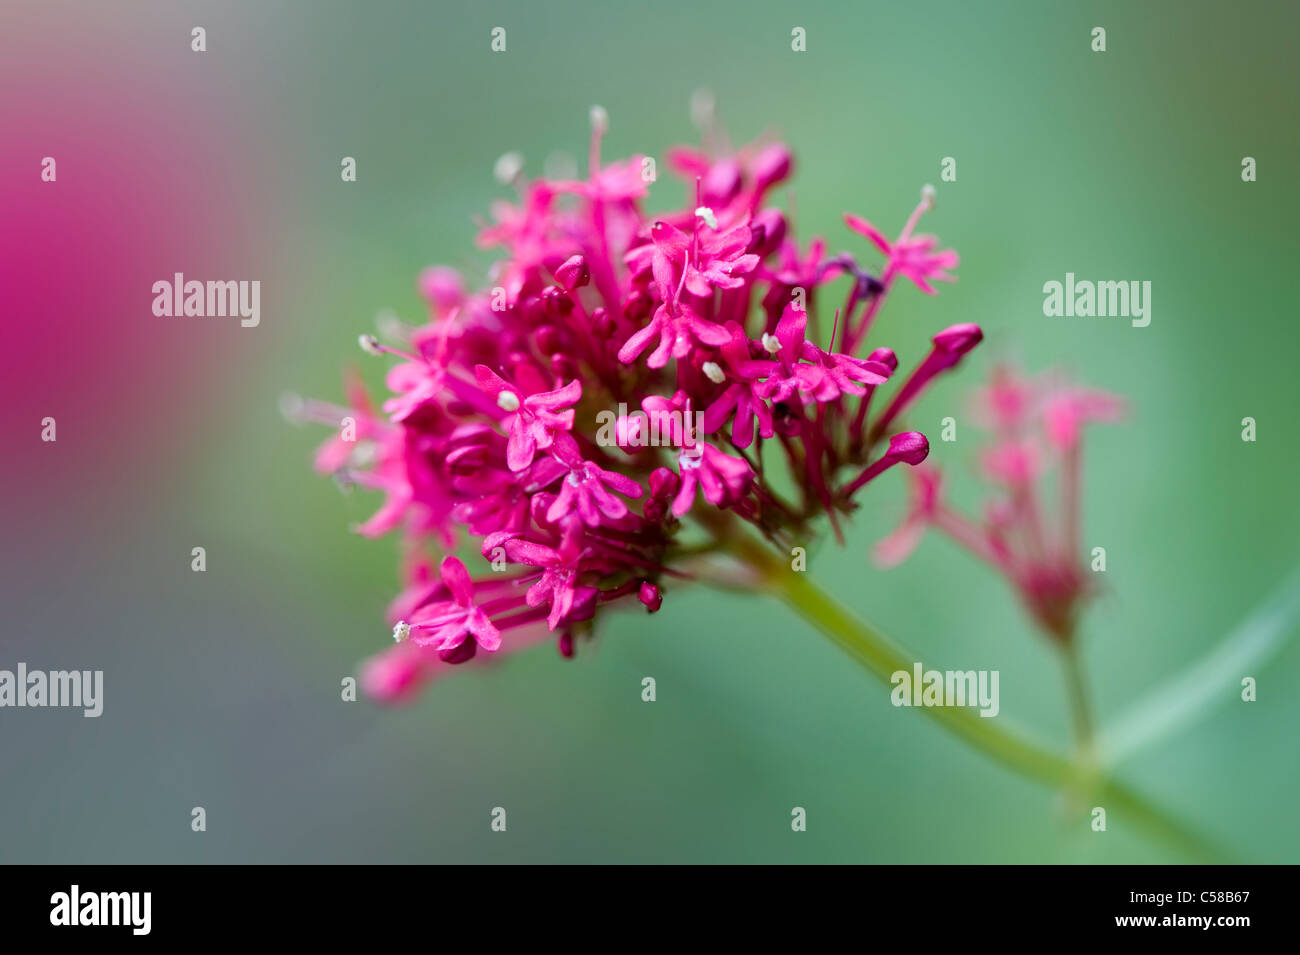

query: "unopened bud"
xmin=638 ymin=581 xmax=663 ymax=613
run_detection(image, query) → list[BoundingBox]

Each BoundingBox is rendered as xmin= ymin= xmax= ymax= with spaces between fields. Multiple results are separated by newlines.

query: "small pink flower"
xmin=844 ymin=190 xmax=958 ymax=296
xmin=401 ymin=556 xmax=502 ymax=654
xmin=980 ymin=438 xmax=1042 ymax=486
xmin=795 ymin=344 xmax=892 ymax=403
xmin=546 ymin=442 xmax=644 ymax=526
xmin=876 ymin=367 xmax=1123 ymax=643
xmin=503 ymin=537 xmax=598 ymax=631
xmin=873 ymin=466 xmax=944 ymax=568
xmin=671 ymin=443 xmax=753 ymax=516
xmin=617 ymin=300 xmax=730 ymax=369
xmin=474 ymin=365 xmax=581 ymax=471
xmin=1043 ymin=388 xmax=1125 ymax=451
xmin=360 ymin=642 xmax=437 ymax=703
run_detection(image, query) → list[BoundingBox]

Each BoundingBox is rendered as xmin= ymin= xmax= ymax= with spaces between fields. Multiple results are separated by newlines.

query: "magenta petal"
xmin=670 ymin=474 xmax=697 ymax=516
xmin=618 ymin=320 xmax=660 ymax=365
xmin=528 ymin=378 xmax=581 ymax=410
xmin=468 ymin=611 xmax=502 ymax=651
xmin=775 ymin=304 xmax=807 ymax=352
xmin=474 ymin=364 xmax=511 ymax=397
xmin=439 ymin=556 xmax=474 ymax=605
xmin=703 ymin=387 xmax=740 ymax=433
xmin=506 ymin=538 xmax=560 ymax=567
xmin=506 ymin=422 xmax=536 ymax=471
xmin=689 ymin=316 xmax=731 ymax=346
xmin=843 ymin=213 xmax=892 ymax=254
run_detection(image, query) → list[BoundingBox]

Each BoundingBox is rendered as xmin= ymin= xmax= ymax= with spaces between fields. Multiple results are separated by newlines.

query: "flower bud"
xmin=867 ymin=346 xmax=898 ymax=371
xmin=623 ymin=290 xmax=651 ymax=321
xmin=534 ymin=324 xmax=562 ymax=355
xmin=590 ymin=306 xmax=613 ymax=338
xmin=638 ymin=581 xmax=663 ymax=613
xmin=438 ymin=639 xmax=478 ymax=665
xmin=933 ymin=322 xmax=983 ymax=356
xmin=753 ymin=143 xmax=793 ymax=191
xmin=703 ymin=159 xmax=742 ymax=206
xmin=541 ymin=285 xmax=573 ymax=317
xmin=555 ymin=254 xmax=590 ymax=291
xmin=747 ymin=208 xmax=787 ymax=256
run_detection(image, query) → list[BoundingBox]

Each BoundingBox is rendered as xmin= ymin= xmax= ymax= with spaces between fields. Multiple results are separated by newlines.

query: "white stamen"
xmin=690 ymin=89 xmax=716 ymax=131
xmin=921 ymin=183 xmax=936 ymax=210
xmin=589 ymin=105 xmax=609 ymax=133
xmin=358 ymin=333 xmax=383 ymax=355
xmin=695 ymin=206 xmax=718 ymax=230
xmin=493 ymin=151 xmax=525 ymax=186
xmin=497 ymin=391 xmax=521 ymax=413
xmin=351 ymin=441 xmax=378 ymax=468
xmin=761 ymin=333 xmax=781 ymax=354
xmin=701 ymin=361 xmax=725 ymax=384
xmin=392 ymin=621 xmax=411 ymax=643
xmin=375 ymin=308 xmax=407 ymax=343
xmin=278 ymin=392 xmax=304 ymax=423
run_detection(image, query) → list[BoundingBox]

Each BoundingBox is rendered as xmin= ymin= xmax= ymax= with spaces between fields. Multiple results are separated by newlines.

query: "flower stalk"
xmin=733 ymin=533 xmax=1228 ymax=862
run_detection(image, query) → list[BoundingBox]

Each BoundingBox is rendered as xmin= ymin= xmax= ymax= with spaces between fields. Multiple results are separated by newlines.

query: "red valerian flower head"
xmin=296 ymin=106 xmax=980 ymax=700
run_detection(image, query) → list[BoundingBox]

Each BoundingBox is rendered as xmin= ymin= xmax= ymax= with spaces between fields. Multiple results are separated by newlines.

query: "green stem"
xmin=1061 ymin=639 xmax=1095 ymax=757
xmin=735 ymin=536 xmax=1230 ymax=862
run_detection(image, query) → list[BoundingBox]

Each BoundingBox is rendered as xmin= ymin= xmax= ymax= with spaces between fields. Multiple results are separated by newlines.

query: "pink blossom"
xmin=876 ymin=366 xmax=1123 ymax=643
xmin=298 ymin=109 xmax=976 ymax=701
xmin=400 ymin=556 xmax=502 ymax=653
xmin=474 ymin=366 xmax=581 ymax=471
xmin=844 ymin=191 xmax=959 ymax=296
xmin=671 ymin=443 xmax=753 ymax=516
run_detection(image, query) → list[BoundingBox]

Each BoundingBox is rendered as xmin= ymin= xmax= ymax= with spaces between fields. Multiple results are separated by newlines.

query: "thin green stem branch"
xmin=733 ymin=535 xmax=1230 ymax=862
xmin=1061 ymin=639 xmax=1095 ymax=757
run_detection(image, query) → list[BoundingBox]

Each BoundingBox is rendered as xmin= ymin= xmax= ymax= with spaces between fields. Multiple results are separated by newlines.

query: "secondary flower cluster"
xmin=875 ymin=365 xmax=1123 ymax=642
xmin=296 ymin=110 xmax=981 ymax=701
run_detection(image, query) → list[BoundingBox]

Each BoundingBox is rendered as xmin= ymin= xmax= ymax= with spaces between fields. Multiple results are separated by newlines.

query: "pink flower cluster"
xmin=876 ymin=366 xmax=1124 ymax=641
xmin=297 ymin=112 xmax=980 ymax=701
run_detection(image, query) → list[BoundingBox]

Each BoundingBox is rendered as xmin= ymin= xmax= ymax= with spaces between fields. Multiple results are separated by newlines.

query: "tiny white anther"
xmin=278 ymin=392 xmax=304 ymax=422
xmin=494 ymin=151 xmax=525 ymax=186
xmin=695 ymin=206 xmax=718 ymax=230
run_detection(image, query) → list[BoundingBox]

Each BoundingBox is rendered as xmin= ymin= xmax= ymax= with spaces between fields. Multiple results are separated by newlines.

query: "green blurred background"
xmin=2 ymin=0 xmax=1297 ymax=862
